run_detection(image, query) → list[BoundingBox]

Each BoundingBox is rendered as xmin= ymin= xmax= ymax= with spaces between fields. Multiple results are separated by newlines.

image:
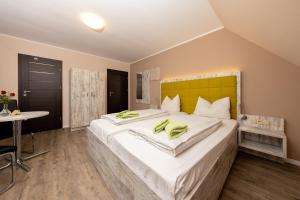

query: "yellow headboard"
xmin=161 ymin=72 xmax=241 ymax=119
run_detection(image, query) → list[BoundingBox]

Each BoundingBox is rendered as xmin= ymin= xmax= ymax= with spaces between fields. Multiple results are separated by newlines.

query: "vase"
xmin=0 ymin=104 xmax=11 ymax=116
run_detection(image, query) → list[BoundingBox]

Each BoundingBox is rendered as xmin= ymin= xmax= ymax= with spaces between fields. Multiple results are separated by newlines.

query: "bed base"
xmin=87 ymin=128 xmax=237 ymax=200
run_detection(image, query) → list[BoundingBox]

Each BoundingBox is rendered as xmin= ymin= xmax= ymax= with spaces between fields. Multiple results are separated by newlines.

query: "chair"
xmin=0 ymin=146 xmax=16 ymax=194
xmin=0 ymin=100 xmax=18 ymax=140
xmin=0 ymin=100 xmax=35 ymax=154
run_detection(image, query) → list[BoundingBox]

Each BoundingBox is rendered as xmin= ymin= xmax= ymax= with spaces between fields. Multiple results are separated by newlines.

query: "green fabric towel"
xmin=116 ymin=110 xmax=129 ymax=117
xmin=116 ymin=111 xmax=139 ymax=119
xmin=165 ymin=120 xmax=188 ymax=139
xmin=153 ymin=119 xmax=170 ymax=133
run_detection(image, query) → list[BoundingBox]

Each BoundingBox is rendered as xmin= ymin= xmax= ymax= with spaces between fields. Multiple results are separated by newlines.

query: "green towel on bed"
xmin=153 ymin=119 xmax=170 ymax=133
xmin=116 ymin=111 xmax=139 ymax=119
xmin=165 ymin=120 xmax=187 ymax=139
xmin=116 ymin=110 xmax=129 ymax=118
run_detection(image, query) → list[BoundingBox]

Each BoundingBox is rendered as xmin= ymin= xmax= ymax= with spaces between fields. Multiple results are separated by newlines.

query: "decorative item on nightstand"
xmin=238 ymin=114 xmax=287 ymax=159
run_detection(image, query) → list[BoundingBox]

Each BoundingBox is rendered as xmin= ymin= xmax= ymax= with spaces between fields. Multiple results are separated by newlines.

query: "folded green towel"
xmin=116 ymin=111 xmax=139 ymax=119
xmin=165 ymin=120 xmax=187 ymax=139
xmin=116 ymin=110 xmax=129 ymax=117
xmin=153 ymin=119 xmax=170 ymax=133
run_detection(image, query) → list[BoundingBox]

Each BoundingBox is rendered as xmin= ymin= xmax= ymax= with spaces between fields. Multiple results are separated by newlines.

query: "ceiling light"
xmin=81 ymin=13 xmax=105 ymax=32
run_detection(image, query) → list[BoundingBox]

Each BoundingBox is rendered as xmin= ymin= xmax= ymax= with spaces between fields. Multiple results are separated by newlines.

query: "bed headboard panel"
xmin=161 ymin=72 xmax=241 ymax=119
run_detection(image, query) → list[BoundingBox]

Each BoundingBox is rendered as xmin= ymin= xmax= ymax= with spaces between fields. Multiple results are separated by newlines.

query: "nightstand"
xmin=238 ymin=115 xmax=287 ymax=159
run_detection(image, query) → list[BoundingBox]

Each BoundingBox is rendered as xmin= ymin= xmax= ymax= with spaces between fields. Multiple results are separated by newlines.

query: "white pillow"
xmin=194 ymin=96 xmax=230 ymax=119
xmin=161 ymin=95 xmax=180 ymax=112
xmin=161 ymin=96 xmax=171 ymax=110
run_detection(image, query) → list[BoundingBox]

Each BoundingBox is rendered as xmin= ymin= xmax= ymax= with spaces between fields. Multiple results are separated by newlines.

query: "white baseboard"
xmin=286 ymin=158 xmax=300 ymax=167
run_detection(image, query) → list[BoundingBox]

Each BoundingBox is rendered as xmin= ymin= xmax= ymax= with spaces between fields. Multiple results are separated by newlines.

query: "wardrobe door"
xmin=89 ymin=71 xmax=105 ymax=121
xmin=80 ymin=69 xmax=91 ymax=127
xmin=70 ymin=68 xmax=83 ymax=129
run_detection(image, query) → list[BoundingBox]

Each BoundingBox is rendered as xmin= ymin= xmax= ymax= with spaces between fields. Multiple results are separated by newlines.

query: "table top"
xmin=0 ymin=111 xmax=49 ymax=122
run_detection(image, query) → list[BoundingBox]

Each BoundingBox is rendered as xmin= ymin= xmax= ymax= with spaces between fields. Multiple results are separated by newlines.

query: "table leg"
xmin=21 ymin=132 xmax=50 ymax=161
xmin=22 ymin=150 xmax=49 ymax=161
xmin=12 ymin=120 xmax=31 ymax=172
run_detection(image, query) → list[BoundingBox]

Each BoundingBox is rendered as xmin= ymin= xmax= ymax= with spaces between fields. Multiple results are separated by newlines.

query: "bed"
xmin=87 ymin=72 xmax=241 ymax=200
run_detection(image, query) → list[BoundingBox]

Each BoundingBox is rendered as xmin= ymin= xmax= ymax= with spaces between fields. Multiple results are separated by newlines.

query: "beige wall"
xmin=0 ymin=34 xmax=130 ymax=128
xmin=130 ymin=29 xmax=300 ymax=161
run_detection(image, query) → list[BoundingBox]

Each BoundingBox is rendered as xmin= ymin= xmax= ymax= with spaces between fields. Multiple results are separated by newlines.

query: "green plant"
xmin=0 ymin=90 xmax=15 ymax=104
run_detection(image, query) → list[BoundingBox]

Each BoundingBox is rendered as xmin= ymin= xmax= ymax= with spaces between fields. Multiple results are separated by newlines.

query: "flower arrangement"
xmin=0 ymin=90 xmax=15 ymax=116
xmin=0 ymin=90 xmax=15 ymax=104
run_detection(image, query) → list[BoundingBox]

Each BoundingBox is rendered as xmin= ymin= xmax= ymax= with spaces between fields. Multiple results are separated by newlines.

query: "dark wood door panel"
xmin=18 ymin=54 xmax=62 ymax=133
xmin=107 ymin=69 xmax=128 ymax=114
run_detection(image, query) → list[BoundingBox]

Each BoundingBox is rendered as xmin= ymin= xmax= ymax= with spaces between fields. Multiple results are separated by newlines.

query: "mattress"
xmin=89 ymin=111 xmax=187 ymax=144
xmin=106 ymin=118 xmax=238 ymax=200
xmin=101 ymin=109 xmax=169 ymax=125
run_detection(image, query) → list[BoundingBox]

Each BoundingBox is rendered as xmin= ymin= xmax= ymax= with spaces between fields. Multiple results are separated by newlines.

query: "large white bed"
xmin=87 ymin=72 xmax=241 ymax=200
xmin=88 ymin=117 xmax=237 ymax=200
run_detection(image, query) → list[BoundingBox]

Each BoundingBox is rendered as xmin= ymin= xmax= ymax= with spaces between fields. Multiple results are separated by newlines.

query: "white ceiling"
xmin=0 ymin=0 xmax=223 ymax=63
xmin=210 ymin=0 xmax=300 ymax=67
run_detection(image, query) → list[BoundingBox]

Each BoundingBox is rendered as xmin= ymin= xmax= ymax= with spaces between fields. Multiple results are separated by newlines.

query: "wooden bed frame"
xmin=87 ymin=127 xmax=237 ymax=200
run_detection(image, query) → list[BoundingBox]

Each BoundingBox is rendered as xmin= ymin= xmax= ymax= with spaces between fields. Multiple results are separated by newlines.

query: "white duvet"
xmin=129 ymin=115 xmax=222 ymax=156
xmin=108 ymin=119 xmax=238 ymax=200
xmin=89 ymin=118 xmax=134 ymax=144
xmin=101 ymin=109 xmax=169 ymax=125
xmin=90 ymin=111 xmax=187 ymax=144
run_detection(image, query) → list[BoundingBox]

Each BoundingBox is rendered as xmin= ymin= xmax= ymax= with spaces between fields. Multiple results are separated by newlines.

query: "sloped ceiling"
xmin=0 ymin=0 xmax=222 ymax=63
xmin=209 ymin=0 xmax=300 ymax=67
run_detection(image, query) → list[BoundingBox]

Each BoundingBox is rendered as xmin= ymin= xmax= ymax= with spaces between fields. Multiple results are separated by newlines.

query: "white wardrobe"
xmin=70 ymin=68 xmax=105 ymax=130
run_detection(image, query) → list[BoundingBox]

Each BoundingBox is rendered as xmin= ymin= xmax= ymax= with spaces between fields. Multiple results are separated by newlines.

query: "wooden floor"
xmin=0 ymin=129 xmax=299 ymax=200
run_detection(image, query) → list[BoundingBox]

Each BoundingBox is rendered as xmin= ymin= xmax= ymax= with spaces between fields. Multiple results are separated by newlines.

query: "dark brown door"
xmin=18 ymin=54 xmax=62 ymax=133
xmin=107 ymin=69 xmax=128 ymax=114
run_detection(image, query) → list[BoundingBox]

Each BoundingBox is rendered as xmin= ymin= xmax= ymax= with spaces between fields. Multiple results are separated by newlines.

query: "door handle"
xmin=109 ymin=91 xmax=114 ymax=97
xmin=23 ymin=90 xmax=32 ymax=97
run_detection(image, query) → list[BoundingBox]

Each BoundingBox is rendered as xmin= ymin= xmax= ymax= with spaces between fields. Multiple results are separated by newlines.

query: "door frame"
xmin=18 ymin=53 xmax=63 ymax=130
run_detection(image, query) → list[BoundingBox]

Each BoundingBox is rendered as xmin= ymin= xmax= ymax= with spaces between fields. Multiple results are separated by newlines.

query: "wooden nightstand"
xmin=238 ymin=115 xmax=287 ymax=159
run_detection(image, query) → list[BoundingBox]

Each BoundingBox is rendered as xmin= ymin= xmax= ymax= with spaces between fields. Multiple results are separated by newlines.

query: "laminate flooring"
xmin=0 ymin=129 xmax=299 ymax=200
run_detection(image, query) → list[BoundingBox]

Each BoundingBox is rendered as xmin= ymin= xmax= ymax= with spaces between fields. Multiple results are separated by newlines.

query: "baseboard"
xmin=285 ymin=158 xmax=300 ymax=167
xmin=240 ymin=148 xmax=300 ymax=167
xmin=70 ymin=126 xmax=87 ymax=132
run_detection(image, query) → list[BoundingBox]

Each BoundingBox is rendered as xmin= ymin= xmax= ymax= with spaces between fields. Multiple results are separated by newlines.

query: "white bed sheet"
xmin=101 ymin=109 xmax=169 ymax=125
xmin=89 ymin=111 xmax=187 ymax=144
xmin=106 ymin=117 xmax=238 ymax=200
xmin=129 ymin=115 xmax=222 ymax=156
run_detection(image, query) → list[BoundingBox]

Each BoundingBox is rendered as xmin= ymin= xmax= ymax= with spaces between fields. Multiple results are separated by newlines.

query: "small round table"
xmin=0 ymin=111 xmax=49 ymax=171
